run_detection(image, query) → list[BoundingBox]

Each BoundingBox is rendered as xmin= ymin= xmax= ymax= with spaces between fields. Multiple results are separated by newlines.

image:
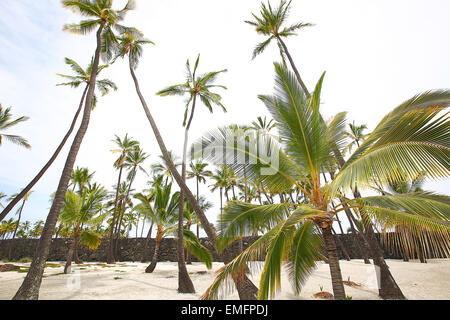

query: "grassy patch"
xmin=45 ymin=263 xmax=62 ymax=268
xmin=113 ymin=276 xmax=122 ymax=280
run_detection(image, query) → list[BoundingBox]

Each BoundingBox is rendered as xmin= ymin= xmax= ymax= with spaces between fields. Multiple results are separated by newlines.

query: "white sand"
xmin=0 ymin=259 xmax=448 ymax=300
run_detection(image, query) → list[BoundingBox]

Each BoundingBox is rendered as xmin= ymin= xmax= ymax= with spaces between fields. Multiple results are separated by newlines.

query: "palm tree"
xmin=7 ymin=191 xmax=33 ymax=260
xmin=251 ymin=116 xmax=277 ymax=134
xmin=107 ymin=134 xmax=139 ymax=263
xmin=0 ymin=104 xmax=30 ymax=149
xmin=197 ymin=64 xmax=450 ymax=300
xmin=60 ymin=186 xmax=106 ymax=273
xmin=121 ymin=145 xmax=148 ymax=238
xmin=151 ymin=152 xmax=181 ymax=185
xmin=343 ymin=121 xmax=369 ymax=155
xmin=377 ymin=174 xmax=442 ymax=263
xmin=0 ymin=218 xmax=16 ymax=239
xmin=0 ymin=58 xmax=116 ymax=223
xmin=115 ymin=28 xmax=258 ymax=299
xmin=0 ymin=192 xmax=6 ymax=208
xmin=247 ymin=0 xmax=413 ymax=296
xmin=17 ymin=221 xmax=32 ymax=239
xmin=246 ymin=0 xmax=313 ymax=97
xmin=210 ymin=166 xmax=232 ymax=222
xmin=13 ymin=0 xmax=135 ymax=300
xmin=156 ymin=54 xmax=227 ymax=293
xmin=187 ymin=160 xmax=213 ymax=237
xmin=134 ymin=184 xmax=212 ymax=273
xmin=70 ymin=166 xmax=95 ymax=194
xmin=134 ymin=184 xmax=179 ymax=273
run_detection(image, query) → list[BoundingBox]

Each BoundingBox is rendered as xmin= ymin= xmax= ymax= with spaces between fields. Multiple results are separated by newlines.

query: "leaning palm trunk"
xmin=64 ymin=232 xmax=79 ymax=274
xmin=177 ymin=96 xmax=197 ymax=293
xmin=7 ymin=199 xmax=25 ymax=260
xmin=107 ymin=165 xmax=124 ymax=264
xmin=145 ymin=233 xmax=161 ymax=273
xmin=277 ymin=37 xmax=310 ymax=99
xmin=0 ymin=85 xmax=89 ymax=222
xmin=63 ymin=239 xmax=75 ymax=274
xmin=12 ymin=22 xmax=105 ymax=300
xmin=128 ymin=55 xmax=257 ymax=299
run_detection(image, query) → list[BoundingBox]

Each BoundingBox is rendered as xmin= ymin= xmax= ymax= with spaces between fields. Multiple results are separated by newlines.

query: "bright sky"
xmin=0 ymin=0 xmax=449 ymax=236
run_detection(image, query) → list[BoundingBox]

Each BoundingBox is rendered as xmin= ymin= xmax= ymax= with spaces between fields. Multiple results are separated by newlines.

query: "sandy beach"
xmin=0 ymin=259 xmax=448 ymax=300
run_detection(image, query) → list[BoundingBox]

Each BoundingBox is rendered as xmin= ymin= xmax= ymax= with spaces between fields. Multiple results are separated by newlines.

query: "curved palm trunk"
xmin=107 ymin=165 xmax=124 ymax=264
xmin=64 ymin=232 xmax=79 ymax=274
xmin=7 ymin=199 xmax=25 ymax=260
xmin=277 ymin=37 xmax=310 ymax=98
xmin=0 ymin=85 xmax=89 ymax=223
xmin=361 ymin=214 xmax=406 ymax=299
xmin=141 ymin=222 xmax=154 ymax=262
xmin=12 ymin=22 xmax=105 ymax=300
xmin=277 ymin=35 xmax=401 ymax=297
xmin=320 ymin=222 xmax=346 ymax=299
xmin=146 ymin=230 xmax=162 ymax=273
xmin=128 ymin=56 xmax=257 ymax=299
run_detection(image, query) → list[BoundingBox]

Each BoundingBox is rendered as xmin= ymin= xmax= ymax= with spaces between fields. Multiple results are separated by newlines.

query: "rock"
xmin=313 ymin=291 xmax=334 ymax=299
xmin=0 ymin=264 xmax=21 ymax=272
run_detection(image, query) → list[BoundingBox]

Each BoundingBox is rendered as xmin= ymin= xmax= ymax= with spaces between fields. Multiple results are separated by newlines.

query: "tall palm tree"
xmin=60 ymin=186 xmax=106 ymax=273
xmin=0 ymin=58 xmax=116 ymax=222
xmin=187 ymin=160 xmax=213 ymax=237
xmin=196 ymin=64 xmax=450 ymax=300
xmin=247 ymin=0 xmax=413 ymax=297
xmin=7 ymin=191 xmax=33 ymax=260
xmin=107 ymin=134 xmax=139 ymax=263
xmin=115 ymin=29 xmax=258 ymax=299
xmin=13 ymin=0 xmax=135 ymax=300
xmin=0 ymin=104 xmax=30 ymax=149
xmin=156 ymin=55 xmax=227 ymax=293
xmin=246 ymin=0 xmax=313 ymax=97
xmin=343 ymin=121 xmax=369 ymax=155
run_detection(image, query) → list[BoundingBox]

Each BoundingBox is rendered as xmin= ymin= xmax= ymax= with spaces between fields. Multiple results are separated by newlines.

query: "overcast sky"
xmin=0 ymin=0 xmax=449 ymax=236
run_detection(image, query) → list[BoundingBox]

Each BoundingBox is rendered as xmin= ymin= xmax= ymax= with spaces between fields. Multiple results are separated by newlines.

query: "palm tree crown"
xmin=156 ymin=54 xmax=227 ymax=126
xmin=245 ymin=0 xmax=313 ymax=59
xmin=0 ymin=104 xmax=30 ymax=149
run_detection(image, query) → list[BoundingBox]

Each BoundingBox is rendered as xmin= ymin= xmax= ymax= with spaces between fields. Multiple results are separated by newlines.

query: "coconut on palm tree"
xmin=12 ymin=0 xmax=136 ymax=300
xmin=195 ymin=63 xmax=450 ymax=300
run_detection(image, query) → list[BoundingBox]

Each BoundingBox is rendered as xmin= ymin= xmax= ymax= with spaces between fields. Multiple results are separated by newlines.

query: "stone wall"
xmin=0 ymin=233 xmax=442 ymax=262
